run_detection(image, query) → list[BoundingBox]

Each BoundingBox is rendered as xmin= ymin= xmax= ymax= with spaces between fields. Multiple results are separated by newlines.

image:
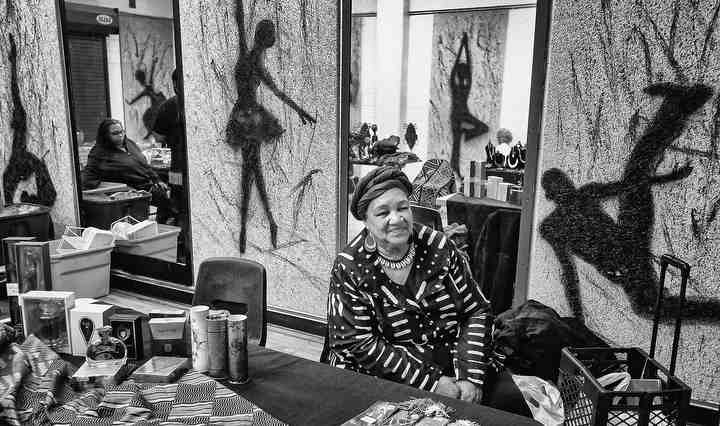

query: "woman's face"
xmin=107 ymin=123 xmax=125 ymax=148
xmin=363 ymin=187 xmax=414 ymax=248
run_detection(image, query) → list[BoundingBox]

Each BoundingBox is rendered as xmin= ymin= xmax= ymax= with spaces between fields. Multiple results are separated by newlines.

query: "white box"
xmin=20 ymin=291 xmax=75 ymax=354
xmin=70 ymin=303 xmax=116 ymax=356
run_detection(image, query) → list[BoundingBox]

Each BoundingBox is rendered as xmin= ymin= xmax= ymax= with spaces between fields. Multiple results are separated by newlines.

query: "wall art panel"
xmin=119 ymin=13 xmax=175 ymax=148
xmin=427 ymin=10 xmax=508 ymax=179
xmin=0 ymin=0 xmax=76 ymax=227
xmin=179 ymin=0 xmax=337 ymax=317
xmin=530 ymin=0 xmax=720 ymax=403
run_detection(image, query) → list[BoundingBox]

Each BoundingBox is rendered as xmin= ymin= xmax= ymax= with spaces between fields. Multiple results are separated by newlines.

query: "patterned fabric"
xmin=0 ymin=336 xmax=285 ymax=426
xmin=327 ymin=225 xmax=493 ymax=392
xmin=409 ymin=159 xmax=455 ymax=208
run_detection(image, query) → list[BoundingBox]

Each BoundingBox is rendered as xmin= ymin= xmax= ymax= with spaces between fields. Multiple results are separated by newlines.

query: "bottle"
xmin=86 ymin=325 xmax=127 ymax=367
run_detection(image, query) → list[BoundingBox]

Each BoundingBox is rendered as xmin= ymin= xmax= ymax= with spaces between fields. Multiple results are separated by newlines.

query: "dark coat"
xmin=81 ymin=138 xmax=159 ymax=190
xmin=473 ymin=209 xmax=521 ymax=315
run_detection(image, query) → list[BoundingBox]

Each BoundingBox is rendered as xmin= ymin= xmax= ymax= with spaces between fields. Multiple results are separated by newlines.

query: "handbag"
xmin=409 ymin=159 xmax=456 ymax=207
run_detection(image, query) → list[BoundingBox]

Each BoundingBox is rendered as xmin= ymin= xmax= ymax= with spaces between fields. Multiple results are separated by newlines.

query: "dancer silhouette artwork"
xmin=2 ymin=35 xmax=56 ymax=207
xmin=126 ymin=57 xmax=167 ymax=139
xmin=225 ymin=0 xmax=317 ymax=253
xmin=540 ymin=83 xmax=720 ymax=324
xmin=449 ymin=32 xmax=488 ymax=179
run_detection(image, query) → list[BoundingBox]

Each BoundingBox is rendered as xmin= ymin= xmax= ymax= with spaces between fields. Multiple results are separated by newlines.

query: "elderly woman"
xmin=327 ymin=166 xmax=529 ymax=416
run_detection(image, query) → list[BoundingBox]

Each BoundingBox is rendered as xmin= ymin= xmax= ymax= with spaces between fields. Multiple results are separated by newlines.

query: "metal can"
xmin=206 ymin=310 xmax=229 ymax=378
xmin=227 ymin=314 xmax=249 ymax=384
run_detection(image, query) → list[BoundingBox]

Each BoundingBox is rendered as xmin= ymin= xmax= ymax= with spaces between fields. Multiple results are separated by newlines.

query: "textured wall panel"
xmin=427 ymin=10 xmax=508 ymax=178
xmin=119 ymin=13 xmax=175 ymax=148
xmin=0 ymin=0 xmax=76 ymax=226
xmin=530 ymin=0 xmax=720 ymax=402
xmin=179 ymin=0 xmax=337 ymax=317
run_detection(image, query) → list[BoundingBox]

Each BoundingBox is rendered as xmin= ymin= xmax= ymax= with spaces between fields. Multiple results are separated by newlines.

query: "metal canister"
xmin=206 ymin=310 xmax=229 ymax=378
xmin=227 ymin=314 xmax=249 ymax=384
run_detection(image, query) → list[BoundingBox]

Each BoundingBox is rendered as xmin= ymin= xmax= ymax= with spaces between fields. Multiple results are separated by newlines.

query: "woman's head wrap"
xmin=350 ymin=166 xmax=412 ymax=220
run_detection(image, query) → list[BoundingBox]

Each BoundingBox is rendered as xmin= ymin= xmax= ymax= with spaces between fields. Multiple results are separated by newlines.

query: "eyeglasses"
xmin=110 ymin=130 xmax=125 ymax=136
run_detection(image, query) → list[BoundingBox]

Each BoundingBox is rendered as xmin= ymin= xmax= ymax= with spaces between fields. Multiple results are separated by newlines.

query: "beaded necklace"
xmin=377 ymin=244 xmax=416 ymax=270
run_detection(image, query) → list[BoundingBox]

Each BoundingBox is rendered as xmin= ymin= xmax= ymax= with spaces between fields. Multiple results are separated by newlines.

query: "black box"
xmin=110 ymin=312 xmax=145 ymax=360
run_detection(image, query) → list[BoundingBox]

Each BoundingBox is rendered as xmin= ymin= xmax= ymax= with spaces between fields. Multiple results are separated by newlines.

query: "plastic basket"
xmin=49 ymin=239 xmax=114 ymax=298
xmin=114 ymin=224 xmax=180 ymax=263
xmin=558 ymin=347 xmax=691 ymax=426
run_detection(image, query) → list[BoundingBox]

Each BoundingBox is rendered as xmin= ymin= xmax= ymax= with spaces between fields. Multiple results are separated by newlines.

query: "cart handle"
xmin=649 ymin=254 xmax=690 ymax=376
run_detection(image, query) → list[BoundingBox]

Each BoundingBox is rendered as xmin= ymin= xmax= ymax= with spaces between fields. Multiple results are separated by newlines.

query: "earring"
xmin=364 ymin=233 xmax=376 ymax=252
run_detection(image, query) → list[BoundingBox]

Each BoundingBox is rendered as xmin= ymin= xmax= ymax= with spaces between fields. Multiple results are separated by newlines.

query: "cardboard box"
xmin=149 ymin=317 xmax=187 ymax=356
xmin=70 ymin=303 xmax=116 ymax=356
xmin=20 ymin=291 xmax=75 ymax=353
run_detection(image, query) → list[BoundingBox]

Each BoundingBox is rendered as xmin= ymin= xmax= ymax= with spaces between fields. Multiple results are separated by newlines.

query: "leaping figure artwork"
xmin=225 ymin=0 xmax=317 ymax=253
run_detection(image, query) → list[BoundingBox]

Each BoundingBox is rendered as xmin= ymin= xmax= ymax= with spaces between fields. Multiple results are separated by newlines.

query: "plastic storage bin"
xmin=49 ymin=239 xmax=114 ymax=298
xmin=81 ymin=192 xmax=151 ymax=229
xmin=558 ymin=347 xmax=691 ymax=426
xmin=114 ymin=224 xmax=180 ymax=263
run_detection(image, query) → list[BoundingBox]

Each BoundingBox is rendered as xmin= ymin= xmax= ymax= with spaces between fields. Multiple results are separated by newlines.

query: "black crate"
xmin=80 ymin=192 xmax=151 ymax=230
xmin=558 ymin=347 xmax=691 ymax=426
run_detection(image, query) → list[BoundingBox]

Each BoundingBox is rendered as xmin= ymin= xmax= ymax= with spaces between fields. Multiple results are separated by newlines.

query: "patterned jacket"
xmin=327 ymin=225 xmax=493 ymax=392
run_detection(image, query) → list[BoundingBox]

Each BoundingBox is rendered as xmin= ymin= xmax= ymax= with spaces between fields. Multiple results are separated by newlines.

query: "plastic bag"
xmin=511 ymin=375 xmax=564 ymax=426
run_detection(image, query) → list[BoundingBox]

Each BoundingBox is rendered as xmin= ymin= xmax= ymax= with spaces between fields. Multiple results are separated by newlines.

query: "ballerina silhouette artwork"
xmin=226 ymin=0 xmax=317 ymax=253
xmin=449 ymin=32 xmax=489 ymax=179
xmin=126 ymin=57 xmax=167 ymax=140
xmin=540 ymin=83 xmax=720 ymax=324
xmin=2 ymin=35 xmax=57 ymax=207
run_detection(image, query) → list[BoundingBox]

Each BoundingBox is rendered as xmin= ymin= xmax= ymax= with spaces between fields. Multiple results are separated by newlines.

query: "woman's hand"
xmin=435 ymin=376 xmax=460 ymax=399
xmin=297 ymin=109 xmax=317 ymax=125
xmin=456 ymin=380 xmax=482 ymax=403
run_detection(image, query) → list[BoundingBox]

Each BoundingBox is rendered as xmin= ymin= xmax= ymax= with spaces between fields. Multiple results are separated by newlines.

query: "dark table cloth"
xmin=446 ymin=194 xmax=521 ymax=257
xmin=223 ymin=345 xmax=539 ymax=426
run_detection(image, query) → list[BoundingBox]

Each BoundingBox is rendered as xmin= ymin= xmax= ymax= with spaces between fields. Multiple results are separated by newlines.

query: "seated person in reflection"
xmin=327 ymin=166 xmax=529 ymax=416
xmin=82 ymin=119 xmax=173 ymax=221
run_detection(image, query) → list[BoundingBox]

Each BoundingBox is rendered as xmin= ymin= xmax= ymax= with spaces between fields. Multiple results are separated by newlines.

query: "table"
xmin=224 ymin=345 xmax=540 ymax=426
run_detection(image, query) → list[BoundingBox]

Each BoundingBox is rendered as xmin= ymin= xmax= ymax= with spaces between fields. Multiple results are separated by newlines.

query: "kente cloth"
xmin=0 ymin=336 xmax=285 ymax=426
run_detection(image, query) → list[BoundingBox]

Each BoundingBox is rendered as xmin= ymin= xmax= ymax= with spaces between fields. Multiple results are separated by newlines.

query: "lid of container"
xmin=83 ymin=190 xmax=151 ymax=204
xmin=0 ymin=203 xmax=50 ymax=219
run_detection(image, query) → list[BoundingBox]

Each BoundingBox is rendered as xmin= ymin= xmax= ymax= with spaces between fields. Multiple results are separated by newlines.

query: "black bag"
xmin=492 ymin=300 xmax=610 ymax=382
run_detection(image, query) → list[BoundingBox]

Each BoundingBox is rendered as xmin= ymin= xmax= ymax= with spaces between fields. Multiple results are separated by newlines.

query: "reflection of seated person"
xmin=82 ymin=119 xmax=174 ymax=222
xmin=327 ymin=166 xmax=530 ymax=417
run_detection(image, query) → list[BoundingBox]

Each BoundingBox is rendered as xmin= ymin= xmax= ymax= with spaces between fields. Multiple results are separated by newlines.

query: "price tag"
xmin=168 ymin=172 xmax=182 ymax=186
xmin=6 ymin=283 xmax=19 ymax=296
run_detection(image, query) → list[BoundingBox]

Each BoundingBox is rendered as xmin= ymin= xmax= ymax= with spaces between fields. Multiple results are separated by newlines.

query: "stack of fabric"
xmin=0 ymin=335 xmax=285 ymax=425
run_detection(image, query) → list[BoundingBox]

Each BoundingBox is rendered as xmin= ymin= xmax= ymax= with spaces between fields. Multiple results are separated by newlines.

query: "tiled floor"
xmin=99 ymin=290 xmax=325 ymax=361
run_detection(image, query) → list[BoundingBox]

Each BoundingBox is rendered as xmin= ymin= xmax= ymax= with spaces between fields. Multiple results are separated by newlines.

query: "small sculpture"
xmin=405 ymin=123 xmax=418 ymax=151
xmin=492 ymin=128 xmax=513 ymax=168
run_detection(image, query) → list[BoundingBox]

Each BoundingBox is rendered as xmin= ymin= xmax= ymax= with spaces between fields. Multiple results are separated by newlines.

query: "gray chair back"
xmin=192 ymin=257 xmax=267 ymax=346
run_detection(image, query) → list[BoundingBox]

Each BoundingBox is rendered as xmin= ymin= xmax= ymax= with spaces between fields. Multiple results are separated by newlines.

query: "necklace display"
xmin=378 ymin=244 xmax=416 ymax=270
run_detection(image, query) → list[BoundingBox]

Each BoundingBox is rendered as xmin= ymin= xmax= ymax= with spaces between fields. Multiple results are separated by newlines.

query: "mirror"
xmin=346 ymin=2 xmax=536 ymax=239
xmin=60 ymin=0 xmax=192 ymax=283
xmin=343 ymin=1 xmax=538 ymax=314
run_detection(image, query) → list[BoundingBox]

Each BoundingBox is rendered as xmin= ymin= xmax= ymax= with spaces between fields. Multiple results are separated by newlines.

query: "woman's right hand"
xmin=435 ymin=376 xmax=460 ymax=399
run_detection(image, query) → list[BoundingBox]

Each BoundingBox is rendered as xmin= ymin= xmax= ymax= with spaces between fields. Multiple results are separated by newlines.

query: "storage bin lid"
xmin=82 ymin=190 xmax=151 ymax=205
xmin=0 ymin=203 xmax=50 ymax=220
